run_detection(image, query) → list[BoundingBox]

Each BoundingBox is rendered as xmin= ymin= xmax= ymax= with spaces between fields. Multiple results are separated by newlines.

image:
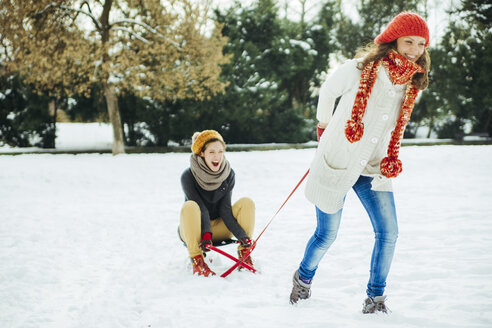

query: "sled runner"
xmin=205 ymin=243 xmax=256 ymax=277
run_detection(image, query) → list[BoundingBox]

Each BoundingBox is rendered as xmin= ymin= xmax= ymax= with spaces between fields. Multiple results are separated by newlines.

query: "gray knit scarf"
xmin=190 ymin=154 xmax=231 ymax=191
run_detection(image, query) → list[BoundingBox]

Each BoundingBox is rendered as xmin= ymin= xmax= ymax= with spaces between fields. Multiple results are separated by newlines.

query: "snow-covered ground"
xmin=1 ymin=142 xmax=492 ymax=328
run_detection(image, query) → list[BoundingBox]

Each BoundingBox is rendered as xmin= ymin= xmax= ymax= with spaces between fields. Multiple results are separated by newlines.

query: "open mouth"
xmin=405 ymin=54 xmax=417 ymax=61
xmin=212 ymin=161 xmax=220 ymax=168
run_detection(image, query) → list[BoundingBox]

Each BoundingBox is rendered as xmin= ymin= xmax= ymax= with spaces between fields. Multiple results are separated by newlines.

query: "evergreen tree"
xmin=426 ymin=0 xmax=492 ymax=139
xmin=337 ymin=0 xmax=422 ymax=58
xmin=461 ymin=0 xmax=492 ymax=137
xmin=162 ymin=0 xmax=343 ymax=144
xmin=272 ymin=0 xmax=341 ymax=119
xmin=209 ymin=0 xmax=297 ymax=143
xmin=0 ymin=71 xmax=55 ymax=148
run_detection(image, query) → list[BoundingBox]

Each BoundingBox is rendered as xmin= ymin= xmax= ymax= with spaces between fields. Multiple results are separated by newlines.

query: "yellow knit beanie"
xmin=191 ymin=130 xmax=225 ymax=154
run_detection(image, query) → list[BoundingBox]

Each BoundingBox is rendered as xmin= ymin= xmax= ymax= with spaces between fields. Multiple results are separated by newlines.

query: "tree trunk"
xmin=48 ymin=98 xmax=57 ymax=148
xmin=103 ymin=82 xmax=125 ymax=155
xmin=483 ymin=107 xmax=492 ymax=136
xmin=427 ymin=116 xmax=434 ymax=138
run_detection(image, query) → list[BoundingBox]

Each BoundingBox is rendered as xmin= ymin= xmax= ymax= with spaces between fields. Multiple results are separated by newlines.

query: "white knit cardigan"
xmin=305 ymin=58 xmax=409 ymax=214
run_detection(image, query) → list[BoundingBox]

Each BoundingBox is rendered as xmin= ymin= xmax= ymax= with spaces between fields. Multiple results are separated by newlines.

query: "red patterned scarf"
xmin=345 ymin=51 xmax=424 ymax=178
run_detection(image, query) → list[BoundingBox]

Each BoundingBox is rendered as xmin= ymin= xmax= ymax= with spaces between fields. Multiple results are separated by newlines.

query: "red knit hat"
xmin=375 ymin=12 xmax=429 ymax=47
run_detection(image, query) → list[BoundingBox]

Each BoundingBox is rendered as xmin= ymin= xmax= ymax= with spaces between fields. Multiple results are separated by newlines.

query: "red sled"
xmin=205 ymin=242 xmax=256 ymax=278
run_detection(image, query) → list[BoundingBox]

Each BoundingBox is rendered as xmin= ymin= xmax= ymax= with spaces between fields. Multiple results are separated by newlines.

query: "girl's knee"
xmin=181 ymin=201 xmax=200 ymax=215
xmin=180 ymin=201 xmax=201 ymax=226
xmin=234 ymin=197 xmax=255 ymax=236
xmin=233 ymin=197 xmax=255 ymax=220
xmin=236 ymin=197 xmax=255 ymax=211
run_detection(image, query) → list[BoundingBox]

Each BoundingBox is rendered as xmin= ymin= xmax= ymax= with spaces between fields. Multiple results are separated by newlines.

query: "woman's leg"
xmin=209 ymin=219 xmax=233 ymax=242
xmin=210 ymin=197 xmax=255 ymax=248
xmin=232 ymin=197 xmax=255 ymax=249
xmin=353 ymin=176 xmax=398 ymax=298
xmin=179 ymin=201 xmax=202 ymax=258
xmin=298 ymin=206 xmax=343 ymax=281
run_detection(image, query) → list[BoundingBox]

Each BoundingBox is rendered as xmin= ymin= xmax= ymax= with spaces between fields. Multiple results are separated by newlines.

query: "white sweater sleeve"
xmin=316 ymin=59 xmax=361 ymax=124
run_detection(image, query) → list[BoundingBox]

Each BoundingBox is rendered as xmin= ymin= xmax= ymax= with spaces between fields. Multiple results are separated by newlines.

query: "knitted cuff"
xmin=316 ymin=125 xmax=325 ymax=141
xmin=202 ymin=232 xmax=212 ymax=241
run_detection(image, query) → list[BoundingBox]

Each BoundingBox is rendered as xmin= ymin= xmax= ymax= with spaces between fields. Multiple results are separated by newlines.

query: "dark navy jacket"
xmin=181 ymin=168 xmax=247 ymax=240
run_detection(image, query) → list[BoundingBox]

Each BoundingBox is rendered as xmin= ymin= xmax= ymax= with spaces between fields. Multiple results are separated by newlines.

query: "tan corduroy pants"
xmin=179 ymin=197 xmax=255 ymax=258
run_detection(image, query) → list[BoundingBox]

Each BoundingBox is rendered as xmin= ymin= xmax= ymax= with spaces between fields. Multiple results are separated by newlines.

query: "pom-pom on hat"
xmin=191 ymin=130 xmax=225 ymax=154
xmin=374 ymin=11 xmax=429 ymax=47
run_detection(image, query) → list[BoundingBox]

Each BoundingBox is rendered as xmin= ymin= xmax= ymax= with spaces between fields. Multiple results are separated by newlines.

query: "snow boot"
xmin=191 ymin=255 xmax=215 ymax=277
xmin=237 ymin=248 xmax=254 ymax=271
xmin=289 ymin=270 xmax=312 ymax=304
xmin=362 ymin=295 xmax=390 ymax=314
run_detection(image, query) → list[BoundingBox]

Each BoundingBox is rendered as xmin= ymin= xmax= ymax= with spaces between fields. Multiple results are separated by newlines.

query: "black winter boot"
xmin=362 ymin=295 xmax=390 ymax=314
xmin=289 ymin=270 xmax=312 ymax=304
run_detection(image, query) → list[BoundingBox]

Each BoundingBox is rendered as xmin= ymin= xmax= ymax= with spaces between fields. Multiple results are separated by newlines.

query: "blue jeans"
xmin=298 ymin=175 xmax=398 ymax=298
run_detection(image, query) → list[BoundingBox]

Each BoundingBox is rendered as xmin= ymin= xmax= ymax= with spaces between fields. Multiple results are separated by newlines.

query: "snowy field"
xmin=1 ymin=142 xmax=492 ymax=327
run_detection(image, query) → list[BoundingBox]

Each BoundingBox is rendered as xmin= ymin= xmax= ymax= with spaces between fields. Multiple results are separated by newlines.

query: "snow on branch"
xmin=111 ymin=19 xmax=161 ymax=35
xmin=110 ymin=19 xmax=183 ymax=48
xmin=112 ymin=27 xmax=150 ymax=44
xmin=79 ymin=1 xmax=93 ymax=15
xmin=59 ymin=5 xmax=102 ymax=30
xmin=36 ymin=2 xmax=102 ymax=31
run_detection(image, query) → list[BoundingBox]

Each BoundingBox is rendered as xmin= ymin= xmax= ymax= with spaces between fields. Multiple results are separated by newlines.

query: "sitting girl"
xmin=178 ymin=130 xmax=255 ymax=276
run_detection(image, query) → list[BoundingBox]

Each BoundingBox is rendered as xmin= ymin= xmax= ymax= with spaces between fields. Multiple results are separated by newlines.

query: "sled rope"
xmin=253 ymin=169 xmax=310 ymax=245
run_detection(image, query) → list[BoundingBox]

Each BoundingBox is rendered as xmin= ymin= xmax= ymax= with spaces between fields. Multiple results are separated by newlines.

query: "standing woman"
xmin=289 ymin=12 xmax=430 ymax=313
xmin=179 ymin=130 xmax=255 ymax=277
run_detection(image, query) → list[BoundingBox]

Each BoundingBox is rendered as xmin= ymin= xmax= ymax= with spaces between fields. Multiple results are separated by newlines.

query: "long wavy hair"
xmin=354 ymin=41 xmax=430 ymax=90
